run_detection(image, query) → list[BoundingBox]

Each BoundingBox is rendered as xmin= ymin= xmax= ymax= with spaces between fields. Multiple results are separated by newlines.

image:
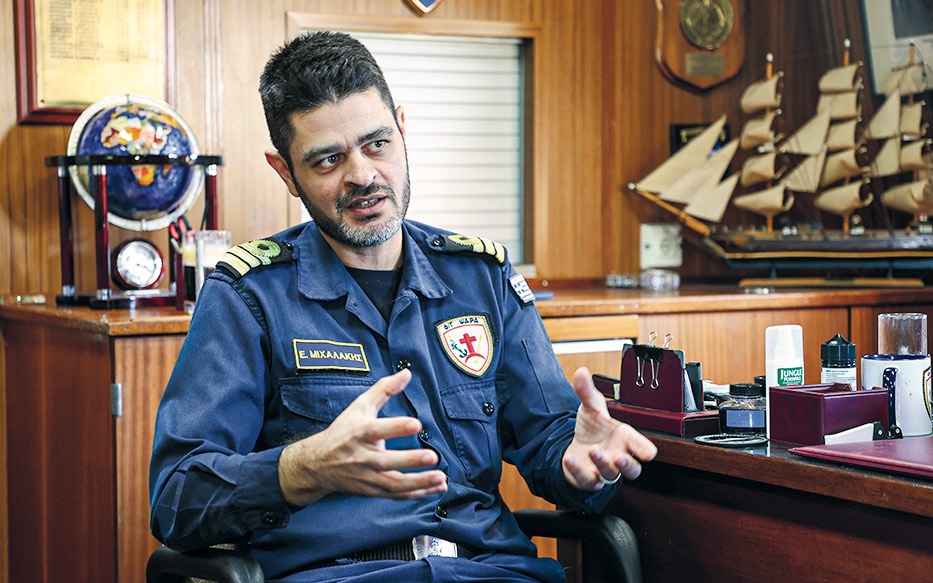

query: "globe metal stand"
xmin=47 ymin=154 xmax=224 ymax=310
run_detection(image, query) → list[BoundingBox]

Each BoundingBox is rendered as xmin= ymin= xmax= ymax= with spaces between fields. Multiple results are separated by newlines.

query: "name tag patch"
xmin=293 ymin=339 xmax=370 ymax=372
xmin=436 ymin=315 xmax=494 ymax=377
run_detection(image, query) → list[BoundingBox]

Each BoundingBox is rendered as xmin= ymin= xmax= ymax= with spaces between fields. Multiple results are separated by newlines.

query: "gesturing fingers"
xmin=327 ymin=439 xmax=447 ymax=500
xmin=351 ymin=368 xmax=412 ymax=416
xmin=364 ymin=468 xmax=448 ymax=500
xmin=357 ymin=434 xmax=439 ymax=471
xmin=359 ymin=415 xmax=425 ymax=446
xmin=279 ymin=369 xmax=450 ymax=505
xmin=591 ymin=447 xmax=641 ymax=483
xmin=572 ymin=366 xmax=609 ymax=416
xmin=615 ymin=424 xmax=658 ymax=463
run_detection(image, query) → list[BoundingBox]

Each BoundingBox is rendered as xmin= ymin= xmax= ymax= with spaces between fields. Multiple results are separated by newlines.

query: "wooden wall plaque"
xmin=655 ymin=0 xmax=745 ymax=91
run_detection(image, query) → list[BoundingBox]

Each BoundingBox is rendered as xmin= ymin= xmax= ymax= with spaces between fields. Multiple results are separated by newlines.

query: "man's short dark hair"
xmin=259 ymin=30 xmax=397 ymax=167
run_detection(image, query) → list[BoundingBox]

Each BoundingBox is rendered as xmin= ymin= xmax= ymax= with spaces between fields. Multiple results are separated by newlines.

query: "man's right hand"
xmin=277 ymin=368 xmax=448 ymax=506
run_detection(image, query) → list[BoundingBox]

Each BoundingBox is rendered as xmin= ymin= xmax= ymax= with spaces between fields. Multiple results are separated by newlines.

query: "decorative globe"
xmin=67 ymin=94 xmax=203 ymax=232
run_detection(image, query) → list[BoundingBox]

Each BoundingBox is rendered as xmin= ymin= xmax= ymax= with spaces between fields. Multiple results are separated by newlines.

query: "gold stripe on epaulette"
xmin=229 ymin=246 xmax=263 ymax=269
xmin=217 ymin=239 xmax=285 ymax=278
xmin=222 ymin=253 xmax=253 ymax=277
xmin=447 ymin=234 xmax=506 ymax=264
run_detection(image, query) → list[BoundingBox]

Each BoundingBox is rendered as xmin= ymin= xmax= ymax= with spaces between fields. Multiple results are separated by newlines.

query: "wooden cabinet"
xmin=1 ymin=306 xmax=187 ymax=583
xmin=3 ymin=287 xmax=933 ymax=582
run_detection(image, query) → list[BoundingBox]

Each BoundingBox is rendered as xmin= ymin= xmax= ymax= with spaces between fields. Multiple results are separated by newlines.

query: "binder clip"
xmin=593 ymin=331 xmax=719 ymax=436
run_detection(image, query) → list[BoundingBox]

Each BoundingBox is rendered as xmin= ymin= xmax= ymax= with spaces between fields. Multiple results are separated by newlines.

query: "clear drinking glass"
xmin=877 ymin=312 xmax=928 ymax=355
xmin=183 ymin=230 xmax=231 ymax=313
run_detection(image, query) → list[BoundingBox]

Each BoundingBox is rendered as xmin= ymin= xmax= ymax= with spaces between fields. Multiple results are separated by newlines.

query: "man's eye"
xmin=369 ymin=140 xmax=387 ymax=152
xmin=317 ymin=154 xmax=340 ymax=169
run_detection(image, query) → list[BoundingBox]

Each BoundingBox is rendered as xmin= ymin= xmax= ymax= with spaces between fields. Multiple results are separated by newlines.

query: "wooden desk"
xmin=606 ymin=432 xmax=933 ymax=582
xmin=3 ymin=286 xmax=933 ymax=582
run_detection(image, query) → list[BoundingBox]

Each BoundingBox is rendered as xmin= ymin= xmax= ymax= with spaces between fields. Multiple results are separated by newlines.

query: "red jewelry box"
xmin=769 ymin=383 xmax=890 ymax=446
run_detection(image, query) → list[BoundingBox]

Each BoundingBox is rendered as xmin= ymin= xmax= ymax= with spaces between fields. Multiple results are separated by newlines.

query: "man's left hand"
xmin=562 ymin=367 xmax=658 ymax=491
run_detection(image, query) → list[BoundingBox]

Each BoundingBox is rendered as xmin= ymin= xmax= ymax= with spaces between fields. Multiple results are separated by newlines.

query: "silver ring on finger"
xmin=597 ymin=471 xmax=622 ymax=486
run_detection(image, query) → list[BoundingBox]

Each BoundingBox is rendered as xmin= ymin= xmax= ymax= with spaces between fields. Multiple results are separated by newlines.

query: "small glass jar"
xmin=718 ymin=383 xmax=767 ymax=434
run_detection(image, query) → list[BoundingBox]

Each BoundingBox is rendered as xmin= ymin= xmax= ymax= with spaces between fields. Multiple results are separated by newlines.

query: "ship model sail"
xmin=731 ymin=55 xmax=794 ymax=231
xmin=865 ymin=56 xmax=933 ymax=218
xmin=628 ymin=41 xmax=933 ymax=279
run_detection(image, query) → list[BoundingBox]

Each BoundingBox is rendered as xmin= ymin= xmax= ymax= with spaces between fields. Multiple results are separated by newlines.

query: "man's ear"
xmin=265 ymin=150 xmax=300 ymax=198
xmin=395 ymin=105 xmax=406 ymax=137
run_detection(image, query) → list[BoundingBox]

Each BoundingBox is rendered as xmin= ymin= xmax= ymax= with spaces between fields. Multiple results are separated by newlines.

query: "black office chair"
xmin=146 ymin=508 xmax=643 ymax=583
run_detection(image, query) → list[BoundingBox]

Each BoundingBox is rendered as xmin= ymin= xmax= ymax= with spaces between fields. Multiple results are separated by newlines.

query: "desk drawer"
xmin=543 ymin=314 xmax=638 ymax=342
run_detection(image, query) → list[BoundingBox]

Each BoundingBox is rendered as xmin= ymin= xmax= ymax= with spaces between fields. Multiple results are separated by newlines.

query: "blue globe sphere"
xmin=68 ymin=95 xmax=203 ymax=231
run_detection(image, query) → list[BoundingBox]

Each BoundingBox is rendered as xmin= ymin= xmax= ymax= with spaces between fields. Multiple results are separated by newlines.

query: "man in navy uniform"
xmin=149 ymin=30 xmax=656 ymax=583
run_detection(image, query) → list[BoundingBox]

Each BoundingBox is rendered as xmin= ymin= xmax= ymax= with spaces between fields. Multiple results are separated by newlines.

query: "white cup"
xmin=861 ymin=354 xmax=933 ymax=437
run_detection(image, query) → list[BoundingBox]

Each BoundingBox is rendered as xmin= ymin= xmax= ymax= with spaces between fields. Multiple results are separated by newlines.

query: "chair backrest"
xmin=513 ymin=509 xmax=643 ymax=583
xmin=146 ymin=546 xmax=263 ymax=583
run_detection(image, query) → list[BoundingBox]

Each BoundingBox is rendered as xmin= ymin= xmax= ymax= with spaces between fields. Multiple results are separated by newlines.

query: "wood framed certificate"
xmin=14 ymin=0 xmax=175 ymax=125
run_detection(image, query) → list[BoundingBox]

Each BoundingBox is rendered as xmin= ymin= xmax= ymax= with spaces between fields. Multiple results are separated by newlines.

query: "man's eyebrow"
xmin=360 ymin=125 xmax=395 ymax=144
xmin=301 ymin=125 xmax=396 ymax=165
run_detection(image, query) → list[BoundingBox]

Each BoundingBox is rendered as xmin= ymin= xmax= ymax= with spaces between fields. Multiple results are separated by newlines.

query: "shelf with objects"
xmin=46 ymin=94 xmax=224 ymax=310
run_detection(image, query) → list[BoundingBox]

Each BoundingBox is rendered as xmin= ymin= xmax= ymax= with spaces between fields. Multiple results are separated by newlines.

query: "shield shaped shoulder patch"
xmin=436 ymin=315 xmax=494 ymax=377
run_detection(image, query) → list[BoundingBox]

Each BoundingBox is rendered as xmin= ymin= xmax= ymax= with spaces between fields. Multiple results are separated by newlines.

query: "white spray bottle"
xmin=765 ymin=324 xmax=804 ymax=438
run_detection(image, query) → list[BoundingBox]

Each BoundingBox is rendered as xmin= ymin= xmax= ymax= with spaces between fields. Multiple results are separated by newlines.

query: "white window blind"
xmin=349 ymin=32 xmax=526 ymax=263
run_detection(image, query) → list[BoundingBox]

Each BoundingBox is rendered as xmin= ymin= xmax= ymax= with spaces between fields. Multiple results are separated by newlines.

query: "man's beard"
xmin=296 ymin=173 xmax=410 ymax=248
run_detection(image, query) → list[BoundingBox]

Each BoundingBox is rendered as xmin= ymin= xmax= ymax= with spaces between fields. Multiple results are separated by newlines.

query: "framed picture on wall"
xmin=14 ymin=0 xmax=175 ymax=125
xmin=861 ymin=0 xmax=933 ymax=94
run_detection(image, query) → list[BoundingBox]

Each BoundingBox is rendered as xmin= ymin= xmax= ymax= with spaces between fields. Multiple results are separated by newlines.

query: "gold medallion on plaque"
xmin=681 ymin=0 xmax=734 ymax=50
xmin=656 ymin=0 xmax=745 ymax=90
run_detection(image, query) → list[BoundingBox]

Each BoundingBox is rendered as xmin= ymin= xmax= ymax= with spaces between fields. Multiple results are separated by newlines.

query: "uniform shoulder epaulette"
xmin=216 ymin=238 xmax=294 ymax=279
xmin=430 ymin=234 xmax=506 ymax=265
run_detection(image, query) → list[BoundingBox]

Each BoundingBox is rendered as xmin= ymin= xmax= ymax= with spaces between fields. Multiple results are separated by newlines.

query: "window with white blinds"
xmin=320 ymin=32 xmax=527 ymax=263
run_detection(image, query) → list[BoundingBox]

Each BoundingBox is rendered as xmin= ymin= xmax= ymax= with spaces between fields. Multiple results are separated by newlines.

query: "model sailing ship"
xmin=629 ymin=41 xmax=933 ymax=278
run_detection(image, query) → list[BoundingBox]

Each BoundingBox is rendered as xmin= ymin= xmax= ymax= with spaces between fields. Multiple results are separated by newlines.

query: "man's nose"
xmin=344 ymin=151 xmax=377 ymax=186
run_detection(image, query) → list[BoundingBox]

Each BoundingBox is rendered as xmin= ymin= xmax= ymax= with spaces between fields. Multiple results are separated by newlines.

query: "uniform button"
xmin=482 ymin=402 xmax=495 ymax=416
xmin=262 ymin=511 xmax=279 ymax=526
xmin=396 ymin=359 xmax=411 ymax=371
xmin=431 ymin=237 xmax=443 ymax=247
xmin=436 ymin=505 xmax=448 ymax=518
xmin=419 ymin=429 xmax=430 ymax=441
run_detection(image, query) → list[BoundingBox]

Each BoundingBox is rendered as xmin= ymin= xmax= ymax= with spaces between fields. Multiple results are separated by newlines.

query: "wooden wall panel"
xmin=530 ymin=0 xmax=608 ymax=277
xmin=0 ymin=1 xmax=855 ymax=291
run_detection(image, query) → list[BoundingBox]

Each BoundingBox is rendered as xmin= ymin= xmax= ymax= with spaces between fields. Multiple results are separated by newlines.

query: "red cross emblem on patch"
xmin=436 ymin=315 xmax=493 ymax=377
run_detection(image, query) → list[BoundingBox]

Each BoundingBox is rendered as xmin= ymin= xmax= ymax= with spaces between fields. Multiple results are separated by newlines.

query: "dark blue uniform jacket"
xmin=149 ymin=220 xmax=617 ymax=580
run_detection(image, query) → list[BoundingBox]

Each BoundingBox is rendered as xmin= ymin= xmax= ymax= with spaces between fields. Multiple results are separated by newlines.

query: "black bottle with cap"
xmin=820 ymin=333 xmax=857 ymax=388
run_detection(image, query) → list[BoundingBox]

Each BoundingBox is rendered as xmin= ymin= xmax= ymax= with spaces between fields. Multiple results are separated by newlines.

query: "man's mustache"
xmin=337 ymin=183 xmax=394 ymax=210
